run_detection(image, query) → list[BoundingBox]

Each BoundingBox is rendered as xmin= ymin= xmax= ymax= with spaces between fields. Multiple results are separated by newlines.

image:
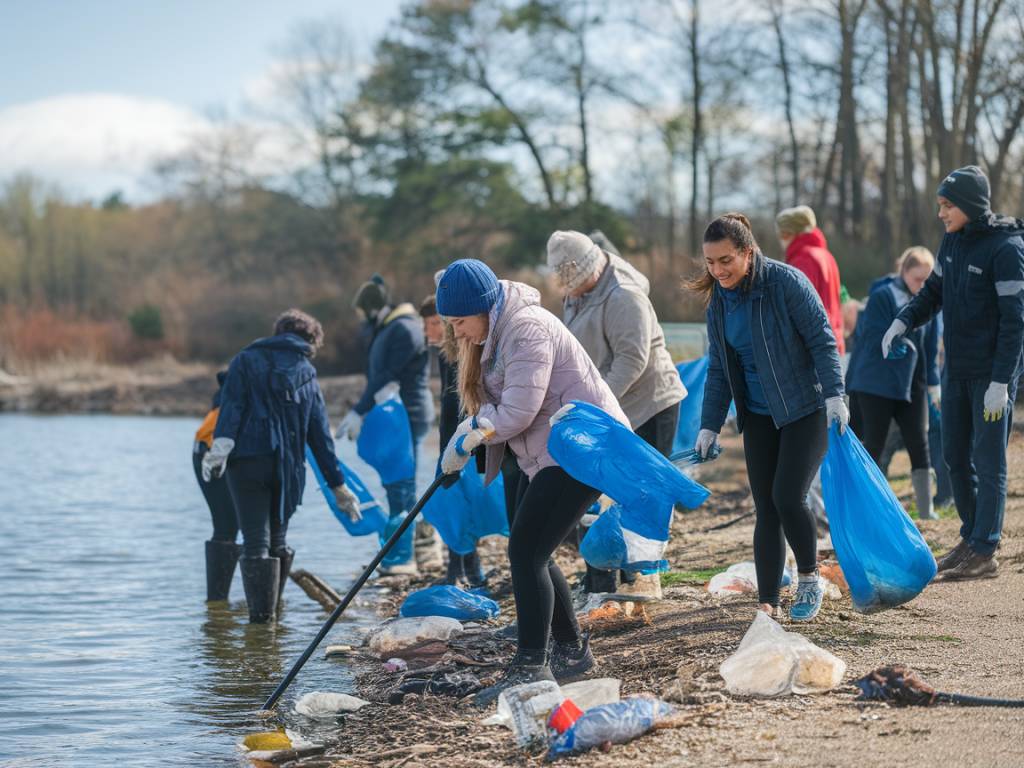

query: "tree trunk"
xmin=769 ymin=0 xmax=800 ymax=203
xmin=688 ymin=0 xmax=703 ymax=259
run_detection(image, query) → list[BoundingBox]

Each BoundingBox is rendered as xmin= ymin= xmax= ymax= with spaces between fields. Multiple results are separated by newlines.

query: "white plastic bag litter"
xmin=294 ymin=692 xmax=370 ymax=719
xmin=366 ymin=616 xmax=463 ymax=657
xmin=719 ymin=612 xmax=846 ymax=696
xmin=561 ymin=678 xmax=621 ymax=711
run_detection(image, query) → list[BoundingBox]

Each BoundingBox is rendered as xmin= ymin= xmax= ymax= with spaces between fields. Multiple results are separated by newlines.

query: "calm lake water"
xmin=0 ymin=414 xmax=436 ymax=767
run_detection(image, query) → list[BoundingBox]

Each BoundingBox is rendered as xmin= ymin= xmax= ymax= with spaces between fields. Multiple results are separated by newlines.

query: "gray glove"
xmin=201 ymin=437 xmax=234 ymax=482
xmin=336 ymin=410 xmax=363 ymax=441
xmin=332 ymin=484 xmax=362 ymax=522
xmin=983 ymin=382 xmax=1009 ymax=422
xmin=695 ymin=429 xmax=719 ymax=460
xmin=881 ymin=318 xmax=907 ymax=359
xmin=825 ymin=396 xmax=850 ymax=434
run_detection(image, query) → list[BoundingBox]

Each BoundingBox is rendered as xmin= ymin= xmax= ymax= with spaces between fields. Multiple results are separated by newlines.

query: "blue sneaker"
xmin=789 ymin=577 xmax=824 ymax=622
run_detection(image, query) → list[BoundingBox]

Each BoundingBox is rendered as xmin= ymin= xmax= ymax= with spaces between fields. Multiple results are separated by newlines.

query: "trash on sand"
xmin=546 ymin=696 xmax=675 ymax=760
xmin=580 ymin=503 xmax=672 ymax=574
xmin=294 ymin=692 xmax=370 ymax=719
xmin=383 ymin=658 xmax=408 ymax=673
xmin=561 ymin=678 xmax=621 ymax=711
xmin=547 ymin=698 xmax=584 ymax=736
xmin=399 ymin=584 xmax=500 ymax=621
xmin=854 ymin=665 xmax=1024 ymax=708
xmin=388 ymin=671 xmax=483 ymax=704
xmin=719 ymin=612 xmax=846 ymax=697
xmin=324 ymin=644 xmax=355 ymax=658
xmin=242 ymin=730 xmax=292 ymax=751
xmin=819 ymin=562 xmax=848 ymax=592
xmin=498 ymin=680 xmax=565 ymax=748
xmin=706 ymin=561 xmax=794 ymax=596
xmin=579 ymin=600 xmax=651 ymax=634
xmin=366 ymin=616 xmax=463 ymax=658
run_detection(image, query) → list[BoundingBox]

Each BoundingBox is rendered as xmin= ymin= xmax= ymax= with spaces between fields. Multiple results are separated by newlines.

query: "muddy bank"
xmin=268 ymin=430 xmax=1024 ymax=768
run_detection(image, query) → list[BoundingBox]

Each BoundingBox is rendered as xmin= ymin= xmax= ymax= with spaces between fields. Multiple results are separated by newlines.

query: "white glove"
xmin=332 ymin=483 xmax=363 ymax=522
xmin=201 ymin=437 xmax=235 ymax=482
xmin=549 ymin=403 xmax=576 ymax=426
xmin=826 ymin=396 xmax=850 ymax=434
xmin=373 ymin=381 xmax=400 ymax=405
xmin=694 ymin=429 xmax=719 ymax=460
xmin=881 ymin=318 xmax=907 ymax=359
xmin=983 ymin=382 xmax=1009 ymax=422
xmin=928 ymin=385 xmax=941 ymax=408
xmin=441 ymin=416 xmax=495 ymax=475
xmin=336 ymin=410 xmax=363 ymax=441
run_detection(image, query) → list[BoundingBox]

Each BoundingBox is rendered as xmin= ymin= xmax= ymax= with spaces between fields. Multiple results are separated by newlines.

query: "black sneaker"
xmin=936 ymin=539 xmax=971 ymax=572
xmin=942 ymin=550 xmax=998 ymax=581
xmin=473 ymin=654 xmax=555 ymax=708
xmin=550 ymin=634 xmax=595 ymax=682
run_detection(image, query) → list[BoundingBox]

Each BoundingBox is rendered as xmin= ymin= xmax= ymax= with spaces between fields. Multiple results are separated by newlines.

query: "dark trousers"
xmin=508 ymin=467 xmax=600 ymax=651
xmin=929 ymin=400 xmax=954 ymax=504
xmin=850 ymin=387 xmax=930 ymax=471
xmin=742 ymin=410 xmax=828 ymax=606
xmin=635 ymin=401 xmax=682 ymax=458
xmin=382 ymin=419 xmax=431 ymax=567
xmin=225 ymin=454 xmax=290 ymax=559
xmin=942 ymin=377 xmax=1015 ymax=556
xmin=193 ymin=447 xmax=238 ymax=542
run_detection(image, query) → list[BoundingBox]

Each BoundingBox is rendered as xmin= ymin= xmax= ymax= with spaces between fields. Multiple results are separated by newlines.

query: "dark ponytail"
xmin=685 ymin=212 xmax=760 ymax=306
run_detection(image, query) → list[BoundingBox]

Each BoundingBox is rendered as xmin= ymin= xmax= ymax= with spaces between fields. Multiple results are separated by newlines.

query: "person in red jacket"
xmin=776 ymin=206 xmax=845 ymax=355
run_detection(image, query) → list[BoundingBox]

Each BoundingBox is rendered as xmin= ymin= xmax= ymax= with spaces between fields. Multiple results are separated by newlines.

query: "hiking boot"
xmin=415 ymin=522 xmax=445 ymax=571
xmin=942 ymin=550 xmax=998 ymax=581
xmin=936 ymin=539 xmax=971 ymax=572
xmin=463 ymin=550 xmax=487 ymax=589
xmin=239 ymin=556 xmax=280 ymax=624
xmin=270 ymin=546 xmax=295 ymax=611
xmin=610 ymin=572 xmax=662 ymax=602
xmin=583 ymin=564 xmax=618 ymax=595
xmin=473 ymin=650 xmax=555 ymax=708
xmin=550 ymin=635 xmax=595 ymax=682
xmin=789 ymin=574 xmax=823 ymax=622
xmin=204 ymin=539 xmax=241 ymax=602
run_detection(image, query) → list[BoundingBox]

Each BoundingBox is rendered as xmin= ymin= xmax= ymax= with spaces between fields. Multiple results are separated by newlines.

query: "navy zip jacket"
xmin=897 ymin=214 xmax=1024 ymax=384
xmin=215 ymin=333 xmax=344 ymax=521
xmin=353 ymin=305 xmax=434 ymax=426
xmin=847 ymin=278 xmax=939 ymax=402
xmin=702 ymin=256 xmax=844 ymax=433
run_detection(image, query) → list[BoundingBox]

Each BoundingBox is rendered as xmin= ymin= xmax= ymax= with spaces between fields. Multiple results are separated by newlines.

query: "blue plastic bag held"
xmin=422 ymin=467 xmax=508 ymax=555
xmin=357 ymin=395 xmax=414 ymax=485
xmin=547 ymin=697 xmax=674 ymax=760
xmin=673 ymin=357 xmax=709 ymax=453
xmin=399 ymin=584 xmax=500 ymax=621
xmin=379 ymin=510 xmax=414 ymax=566
xmin=305 ymin=446 xmax=387 ymax=536
xmin=820 ymin=424 xmax=937 ymax=612
xmin=580 ymin=504 xmax=669 ymax=573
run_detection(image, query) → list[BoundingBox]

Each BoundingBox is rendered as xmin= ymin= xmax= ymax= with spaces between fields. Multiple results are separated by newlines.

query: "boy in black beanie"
xmin=882 ymin=165 xmax=1024 ymax=579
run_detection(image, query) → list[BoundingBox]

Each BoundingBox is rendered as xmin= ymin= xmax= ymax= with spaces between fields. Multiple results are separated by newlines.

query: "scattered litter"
xmin=854 ymin=665 xmax=1024 ymax=708
xmin=706 ymin=561 xmax=794 ymax=596
xmin=579 ymin=600 xmax=650 ymax=633
xmin=383 ymin=658 xmax=408 ymax=673
xmin=324 ymin=644 xmax=355 ymax=658
xmin=366 ymin=617 xmax=463 ymax=658
xmin=388 ymin=671 xmax=483 ymax=704
xmin=819 ymin=562 xmax=848 ymax=592
xmin=547 ymin=696 xmax=675 ymax=760
xmin=399 ymin=584 xmax=500 ymax=621
xmin=560 ymin=678 xmax=621 ymax=711
xmin=294 ymin=692 xmax=370 ymax=719
xmin=245 ymin=745 xmax=326 ymax=763
xmin=242 ymin=730 xmax=292 ymax=752
xmin=719 ymin=612 xmax=846 ymax=697
xmin=500 ymin=680 xmax=565 ymax=748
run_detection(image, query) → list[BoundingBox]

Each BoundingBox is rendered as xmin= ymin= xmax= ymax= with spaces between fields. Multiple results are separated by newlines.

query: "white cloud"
xmin=0 ymin=93 xmax=211 ymax=201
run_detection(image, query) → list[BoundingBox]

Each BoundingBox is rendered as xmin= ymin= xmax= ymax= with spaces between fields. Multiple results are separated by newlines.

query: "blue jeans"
xmin=942 ymin=377 xmax=1015 ymax=556
xmin=381 ymin=419 xmax=430 ymax=566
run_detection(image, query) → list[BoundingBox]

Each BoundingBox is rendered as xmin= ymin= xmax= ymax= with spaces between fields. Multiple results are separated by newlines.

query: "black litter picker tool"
xmin=855 ymin=665 xmax=1024 ymax=708
xmin=261 ymin=470 xmax=461 ymax=713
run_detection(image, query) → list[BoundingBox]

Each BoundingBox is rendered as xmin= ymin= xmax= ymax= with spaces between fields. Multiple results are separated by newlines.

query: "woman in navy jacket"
xmin=847 ymin=247 xmax=939 ymax=519
xmin=202 ymin=309 xmax=361 ymax=623
xmin=690 ymin=213 xmax=847 ymax=622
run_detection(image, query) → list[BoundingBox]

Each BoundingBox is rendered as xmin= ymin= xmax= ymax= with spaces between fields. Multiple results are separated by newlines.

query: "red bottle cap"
xmin=548 ymin=698 xmax=584 ymax=734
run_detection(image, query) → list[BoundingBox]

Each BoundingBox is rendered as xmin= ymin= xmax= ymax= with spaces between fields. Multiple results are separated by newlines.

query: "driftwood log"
xmin=290 ymin=569 xmax=342 ymax=612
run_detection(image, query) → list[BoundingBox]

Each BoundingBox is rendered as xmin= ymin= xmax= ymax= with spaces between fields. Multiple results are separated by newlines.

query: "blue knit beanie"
xmin=937 ymin=165 xmax=991 ymax=221
xmin=436 ymin=259 xmax=502 ymax=317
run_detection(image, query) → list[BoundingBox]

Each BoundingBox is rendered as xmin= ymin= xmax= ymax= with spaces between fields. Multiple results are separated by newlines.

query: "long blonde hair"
xmin=447 ymin=314 xmax=489 ymax=416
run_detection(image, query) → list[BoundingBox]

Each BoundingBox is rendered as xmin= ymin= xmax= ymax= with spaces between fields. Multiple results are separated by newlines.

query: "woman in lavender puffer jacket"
xmin=435 ymin=259 xmax=629 ymax=707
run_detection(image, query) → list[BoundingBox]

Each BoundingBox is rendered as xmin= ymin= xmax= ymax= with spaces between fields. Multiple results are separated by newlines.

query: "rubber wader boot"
xmin=205 ymin=540 xmax=241 ymax=602
xmin=271 ymin=546 xmax=295 ymax=610
xmin=912 ymin=469 xmax=936 ymax=520
xmin=463 ymin=549 xmax=487 ymax=588
xmin=240 ymin=556 xmax=281 ymax=624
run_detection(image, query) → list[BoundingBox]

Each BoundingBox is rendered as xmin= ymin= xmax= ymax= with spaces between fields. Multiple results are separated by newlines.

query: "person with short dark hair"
xmin=203 ymin=309 xmax=360 ymax=623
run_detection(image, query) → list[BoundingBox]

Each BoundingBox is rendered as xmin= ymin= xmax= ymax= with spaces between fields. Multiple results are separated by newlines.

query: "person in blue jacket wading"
xmin=847 ymin=247 xmax=940 ymax=520
xmin=689 ymin=213 xmax=848 ymax=622
xmin=203 ymin=309 xmax=361 ymax=623
xmin=882 ymin=166 xmax=1024 ymax=580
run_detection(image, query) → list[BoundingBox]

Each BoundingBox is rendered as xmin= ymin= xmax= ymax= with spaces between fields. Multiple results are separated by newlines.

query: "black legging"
xmin=634 ymin=401 xmax=681 ymax=458
xmin=742 ymin=410 xmax=828 ymax=607
xmin=193 ymin=447 xmax=238 ymax=542
xmin=849 ymin=386 xmax=930 ymax=471
xmin=225 ymin=454 xmax=290 ymax=559
xmin=508 ymin=466 xmax=600 ymax=652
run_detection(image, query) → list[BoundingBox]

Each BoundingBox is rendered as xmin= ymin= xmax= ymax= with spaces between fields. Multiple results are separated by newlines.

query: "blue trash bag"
xmin=548 ymin=401 xmax=711 ymax=511
xmin=673 ymin=357 xmax=709 ymax=453
xmin=305 ymin=445 xmax=387 ymax=536
xmin=547 ymin=697 xmax=675 ymax=760
xmin=820 ymin=424 xmax=937 ymax=612
xmin=357 ymin=395 xmax=414 ymax=485
xmin=421 ymin=466 xmax=509 ymax=555
xmin=399 ymin=584 xmax=500 ymax=621
xmin=379 ymin=510 xmax=414 ymax=567
xmin=580 ymin=504 xmax=670 ymax=574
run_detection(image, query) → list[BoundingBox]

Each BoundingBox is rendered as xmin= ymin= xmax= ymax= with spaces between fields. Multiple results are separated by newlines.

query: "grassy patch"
xmin=661 ymin=567 xmax=727 ymax=587
xmin=908 ymin=634 xmax=962 ymax=644
xmin=907 ymin=501 xmax=959 ymax=520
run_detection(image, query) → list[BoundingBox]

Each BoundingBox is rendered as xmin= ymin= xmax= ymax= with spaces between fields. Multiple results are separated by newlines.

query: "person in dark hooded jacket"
xmin=883 ymin=165 xmax=1024 ymax=580
xmin=203 ymin=309 xmax=361 ymax=623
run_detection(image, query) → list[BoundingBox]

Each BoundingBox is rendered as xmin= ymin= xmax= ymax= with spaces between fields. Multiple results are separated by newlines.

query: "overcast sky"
xmin=0 ymin=0 xmax=403 ymax=200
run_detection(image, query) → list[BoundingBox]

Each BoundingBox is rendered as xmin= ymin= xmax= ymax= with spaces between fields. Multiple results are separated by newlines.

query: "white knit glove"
xmin=336 ymin=410 xmax=363 ymax=441
xmin=332 ymin=484 xmax=362 ymax=522
xmin=983 ymin=382 xmax=1009 ymax=422
xmin=694 ymin=429 xmax=719 ymax=460
xmin=881 ymin=318 xmax=907 ymax=359
xmin=441 ymin=417 xmax=495 ymax=475
xmin=826 ymin=396 xmax=850 ymax=434
xmin=201 ymin=437 xmax=235 ymax=481
xmin=373 ymin=381 xmax=400 ymax=405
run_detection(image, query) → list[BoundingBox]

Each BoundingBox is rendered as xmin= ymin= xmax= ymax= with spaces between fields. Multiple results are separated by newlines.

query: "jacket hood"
xmin=589 ymin=252 xmax=650 ymax=301
xmin=247 ymin=333 xmax=313 ymax=357
xmin=787 ymin=228 xmax=828 ymax=257
xmin=968 ymin=213 xmax=1024 ymax=238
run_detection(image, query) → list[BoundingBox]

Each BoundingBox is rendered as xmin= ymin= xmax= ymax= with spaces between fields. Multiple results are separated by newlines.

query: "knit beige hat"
xmin=546 ymin=230 xmax=603 ymax=292
xmin=775 ymin=205 xmax=817 ymax=236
